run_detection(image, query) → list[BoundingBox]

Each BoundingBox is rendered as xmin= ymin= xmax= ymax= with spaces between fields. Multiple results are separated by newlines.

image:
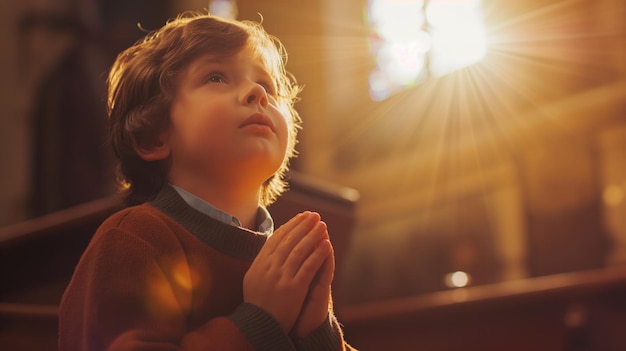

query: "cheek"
xmin=275 ymin=111 xmax=291 ymax=151
xmin=171 ymin=100 xmax=229 ymax=147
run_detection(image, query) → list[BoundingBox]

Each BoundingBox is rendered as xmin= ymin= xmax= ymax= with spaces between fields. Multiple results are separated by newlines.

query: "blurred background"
xmin=1 ymin=0 xmax=626 ymax=350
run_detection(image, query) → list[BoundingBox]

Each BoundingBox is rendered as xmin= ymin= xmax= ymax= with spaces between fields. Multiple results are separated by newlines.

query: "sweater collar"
xmin=150 ymin=185 xmax=267 ymax=261
xmin=169 ymin=184 xmax=274 ymax=235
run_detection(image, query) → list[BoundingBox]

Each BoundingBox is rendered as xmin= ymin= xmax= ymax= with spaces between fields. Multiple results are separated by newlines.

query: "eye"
xmin=205 ymin=72 xmax=226 ymax=84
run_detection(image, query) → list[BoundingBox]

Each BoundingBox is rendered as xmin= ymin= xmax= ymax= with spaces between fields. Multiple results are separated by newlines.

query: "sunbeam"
xmin=287 ymin=0 xmax=625 ymax=229
xmin=238 ymin=0 xmax=626 ymax=302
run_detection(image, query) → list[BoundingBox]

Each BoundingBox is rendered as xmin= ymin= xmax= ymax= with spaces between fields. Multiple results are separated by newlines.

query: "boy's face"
xmin=166 ymin=45 xmax=290 ymax=187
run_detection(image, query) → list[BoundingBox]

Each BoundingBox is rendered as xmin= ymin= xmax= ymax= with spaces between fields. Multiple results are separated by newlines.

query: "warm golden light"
xmin=237 ymin=0 xmax=626 ymax=304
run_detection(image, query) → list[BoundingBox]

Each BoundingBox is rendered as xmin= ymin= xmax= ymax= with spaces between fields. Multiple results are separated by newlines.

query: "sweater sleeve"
xmin=59 ymin=226 xmax=295 ymax=351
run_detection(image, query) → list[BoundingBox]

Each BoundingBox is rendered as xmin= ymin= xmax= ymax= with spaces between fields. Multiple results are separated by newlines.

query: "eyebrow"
xmin=190 ymin=55 xmax=275 ymax=85
xmin=196 ymin=55 xmax=230 ymax=64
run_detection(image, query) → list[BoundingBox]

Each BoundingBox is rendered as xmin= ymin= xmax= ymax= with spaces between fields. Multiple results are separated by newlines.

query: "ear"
xmin=132 ymin=131 xmax=171 ymax=162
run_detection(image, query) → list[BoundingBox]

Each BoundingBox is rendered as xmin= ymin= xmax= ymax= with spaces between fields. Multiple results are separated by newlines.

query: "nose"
xmin=241 ymin=82 xmax=269 ymax=108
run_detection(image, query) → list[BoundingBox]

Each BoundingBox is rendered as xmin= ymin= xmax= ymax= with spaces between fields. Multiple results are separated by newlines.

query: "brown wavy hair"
xmin=107 ymin=13 xmax=302 ymax=206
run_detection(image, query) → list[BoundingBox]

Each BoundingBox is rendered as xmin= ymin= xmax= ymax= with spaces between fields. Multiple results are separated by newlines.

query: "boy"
xmin=59 ymin=13 xmax=355 ymax=351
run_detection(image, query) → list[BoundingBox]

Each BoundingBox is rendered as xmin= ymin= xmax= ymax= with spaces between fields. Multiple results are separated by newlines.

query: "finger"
xmin=314 ymin=244 xmax=335 ymax=286
xmin=272 ymin=213 xmax=322 ymax=265
xmin=292 ymin=235 xmax=332 ymax=284
xmin=262 ymin=212 xmax=310 ymax=254
xmin=282 ymin=220 xmax=328 ymax=276
xmin=317 ymin=245 xmax=335 ymax=288
xmin=308 ymin=244 xmax=334 ymax=296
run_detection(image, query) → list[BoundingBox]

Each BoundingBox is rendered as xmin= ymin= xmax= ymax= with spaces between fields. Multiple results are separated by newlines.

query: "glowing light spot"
xmin=426 ymin=0 xmax=487 ymax=76
xmin=445 ymin=271 xmax=471 ymax=288
xmin=603 ymin=185 xmax=624 ymax=207
xmin=119 ymin=180 xmax=130 ymax=190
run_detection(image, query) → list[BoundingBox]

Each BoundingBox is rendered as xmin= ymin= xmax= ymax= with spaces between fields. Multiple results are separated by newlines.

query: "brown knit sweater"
xmin=59 ymin=185 xmax=353 ymax=351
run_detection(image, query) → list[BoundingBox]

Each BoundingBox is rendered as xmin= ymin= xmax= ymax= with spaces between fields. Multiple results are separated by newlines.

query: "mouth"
xmin=240 ymin=113 xmax=276 ymax=133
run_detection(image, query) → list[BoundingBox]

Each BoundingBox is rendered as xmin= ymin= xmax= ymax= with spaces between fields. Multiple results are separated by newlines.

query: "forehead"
xmin=189 ymin=45 xmax=272 ymax=74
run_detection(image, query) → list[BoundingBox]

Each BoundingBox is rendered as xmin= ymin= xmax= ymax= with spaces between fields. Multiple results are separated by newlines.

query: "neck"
xmin=169 ymin=173 xmax=262 ymax=231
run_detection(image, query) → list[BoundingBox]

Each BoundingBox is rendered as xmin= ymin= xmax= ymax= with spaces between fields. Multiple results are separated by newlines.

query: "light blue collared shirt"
xmin=171 ymin=184 xmax=274 ymax=236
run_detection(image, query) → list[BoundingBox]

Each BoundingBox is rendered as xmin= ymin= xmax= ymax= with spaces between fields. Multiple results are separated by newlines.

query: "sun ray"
xmin=485 ymin=0 xmax=585 ymax=35
xmin=254 ymin=0 xmax=622 ymax=219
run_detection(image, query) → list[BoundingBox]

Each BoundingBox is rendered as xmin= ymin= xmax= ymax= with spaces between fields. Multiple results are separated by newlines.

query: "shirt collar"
xmin=170 ymin=184 xmax=274 ymax=236
xmin=255 ymin=206 xmax=274 ymax=235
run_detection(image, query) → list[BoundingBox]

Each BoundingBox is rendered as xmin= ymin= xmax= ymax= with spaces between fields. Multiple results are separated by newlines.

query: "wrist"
xmin=296 ymin=312 xmax=328 ymax=339
xmin=229 ymin=303 xmax=296 ymax=350
xmin=296 ymin=314 xmax=342 ymax=351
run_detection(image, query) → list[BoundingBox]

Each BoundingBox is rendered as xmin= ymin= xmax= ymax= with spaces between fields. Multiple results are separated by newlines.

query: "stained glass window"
xmin=209 ymin=0 xmax=237 ymax=19
xmin=367 ymin=0 xmax=487 ymax=100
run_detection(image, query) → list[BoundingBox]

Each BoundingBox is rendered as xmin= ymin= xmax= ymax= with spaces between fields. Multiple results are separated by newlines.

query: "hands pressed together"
xmin=243 ymin=211 xmax=335 ymax=339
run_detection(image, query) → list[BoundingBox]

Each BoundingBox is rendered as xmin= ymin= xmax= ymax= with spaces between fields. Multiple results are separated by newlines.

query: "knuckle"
xmin=265 ymin=267 xmax=281 ymax=280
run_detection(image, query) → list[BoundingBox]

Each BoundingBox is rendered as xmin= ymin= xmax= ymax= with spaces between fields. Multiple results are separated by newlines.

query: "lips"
xmin=240 ymin=113 xmax=276 ymax=133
